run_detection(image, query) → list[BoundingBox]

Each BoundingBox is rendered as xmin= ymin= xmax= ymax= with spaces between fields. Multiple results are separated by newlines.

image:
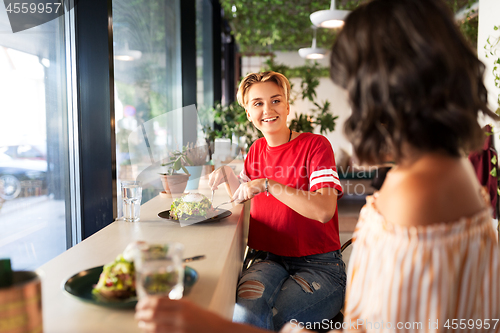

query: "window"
xmin=0 ymin=8 xmax=74 ymax=270
xmin=113 ymin=0 xmax=183 ymax=206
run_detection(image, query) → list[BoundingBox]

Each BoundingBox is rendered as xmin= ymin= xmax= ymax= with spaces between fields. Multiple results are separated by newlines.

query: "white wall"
xmin=478 ymin=0 xmax=500 ymax=113
xmin=478 ymin=0 xmax=500 ymax=148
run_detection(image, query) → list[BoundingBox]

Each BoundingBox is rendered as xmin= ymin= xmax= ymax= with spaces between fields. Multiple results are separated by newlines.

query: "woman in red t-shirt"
xmin=207 ymin=71 xmax=346 ymax=331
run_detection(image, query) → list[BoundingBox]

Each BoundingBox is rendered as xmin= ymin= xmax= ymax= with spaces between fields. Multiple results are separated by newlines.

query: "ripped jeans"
xmin=232 ymin=250 xmax=346 ymax=331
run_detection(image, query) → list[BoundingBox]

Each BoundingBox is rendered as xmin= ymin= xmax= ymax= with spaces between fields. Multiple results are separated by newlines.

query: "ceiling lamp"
xmin=310 ymin=0 xmax=350 ymax=29
xmin=114 ymin=42 xmax=142 ymax=62
xmin=298 ymin=27 xmax=327 ymax=59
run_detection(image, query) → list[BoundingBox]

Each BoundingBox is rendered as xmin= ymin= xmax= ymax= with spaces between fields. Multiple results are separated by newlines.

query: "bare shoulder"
xmin=375 ymin=156 xmax=486 ymax=227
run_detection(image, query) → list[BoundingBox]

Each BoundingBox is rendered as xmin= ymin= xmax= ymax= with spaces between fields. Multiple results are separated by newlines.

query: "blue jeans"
xmin=233 ymin=250 xmax=346 ymax=331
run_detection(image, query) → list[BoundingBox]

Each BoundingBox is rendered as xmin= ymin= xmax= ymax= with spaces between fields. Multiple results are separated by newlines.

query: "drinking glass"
xmin=121 ymin=180 xmax=142 ymax=222
xmin=134 ymin=243 xmax=184 ymax=300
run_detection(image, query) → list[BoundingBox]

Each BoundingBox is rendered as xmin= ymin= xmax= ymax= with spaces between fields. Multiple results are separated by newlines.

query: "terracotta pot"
xmin=160 ymin=174 xmax=190 ymax=194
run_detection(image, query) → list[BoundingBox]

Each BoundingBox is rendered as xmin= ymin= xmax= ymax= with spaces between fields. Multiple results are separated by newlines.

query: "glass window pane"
xmin=0 ymin=9 xmax=71 ymax=270
xmin=113 ymin=0 xmax=183 ymax=207
xmin=196 ymin=0 xmax=214 ymax=148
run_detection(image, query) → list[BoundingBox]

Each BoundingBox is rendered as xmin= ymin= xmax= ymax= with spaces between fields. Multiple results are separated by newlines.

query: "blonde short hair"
xmin=236 ymin=71 xmax=291 ymax=108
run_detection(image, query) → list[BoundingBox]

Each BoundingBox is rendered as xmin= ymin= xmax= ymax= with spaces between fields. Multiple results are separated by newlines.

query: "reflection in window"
xmin=0 ymin=11 xmax=71 ymax=270
xmin=196 ymin=0 xmax=215 ymax=152
xmin=113 ymin=0 xmax=183 ymax=206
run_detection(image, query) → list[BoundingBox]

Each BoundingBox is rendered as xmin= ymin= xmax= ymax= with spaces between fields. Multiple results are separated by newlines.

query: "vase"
xmin=185 ymin=166 xmax=203 ymax=190
xmin=160 ymin=173 xmax=190 ymax=194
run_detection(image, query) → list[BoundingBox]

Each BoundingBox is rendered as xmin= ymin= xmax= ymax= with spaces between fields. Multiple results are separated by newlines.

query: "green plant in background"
xmin=202 ymin=102 xmax=261 ymax=150
xmin=220 ymin=0 xmax=356 ymax=52
xmin=450 ymin=0 xmax=479 ymax=49
xmin=485 ymin=25 xmax=500 ymax=115
xmin=161 ymin=147 xmax=193 ymax=175
xmin=289 ymin=101 xmax=338 ymax=135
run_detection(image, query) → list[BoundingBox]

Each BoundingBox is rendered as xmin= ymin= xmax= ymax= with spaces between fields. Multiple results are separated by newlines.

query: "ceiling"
xmin=221 ymin=0 xmax=478 ymax=53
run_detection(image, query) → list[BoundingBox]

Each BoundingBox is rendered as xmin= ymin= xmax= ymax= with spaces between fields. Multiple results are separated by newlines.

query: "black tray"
xmin=63 ymin=265 xmax=198 ymax=309
xmin=158 ymin=209 xmax=232 ymax=223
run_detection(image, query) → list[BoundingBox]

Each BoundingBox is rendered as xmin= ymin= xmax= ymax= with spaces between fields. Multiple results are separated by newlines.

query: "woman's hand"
xmin=232 ymin=179 xmax=265 ymax=203
xmin=136 ymin=297 xmax=226 ymax=333
xmin=208 ymin=166 xmax=238 ymax=190
xmin=208 ymin=166 xmax=241 ymax=197
xmin=135 ymin=297 xmax=267 ymax=333
xmin=279 ymin=322 xmax=311 ymax=332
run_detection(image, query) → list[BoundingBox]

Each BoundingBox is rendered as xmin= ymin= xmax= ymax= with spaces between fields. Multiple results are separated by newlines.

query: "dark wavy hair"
xmin=330 ymin=0 xmax=496 ymax=164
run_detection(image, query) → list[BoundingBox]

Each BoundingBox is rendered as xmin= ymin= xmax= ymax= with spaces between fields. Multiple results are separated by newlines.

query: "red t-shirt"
xmin=240 ymin=133 xmax=343 ymax=257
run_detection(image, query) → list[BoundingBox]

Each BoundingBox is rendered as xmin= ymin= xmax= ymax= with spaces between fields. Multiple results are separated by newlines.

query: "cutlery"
xmin=210 ymin=189 xmax=215 ymax=205
xmin=183 ymin=255 xmax=206 ymax=263
xmin=213 ymin=199 xmax=236 ymax=210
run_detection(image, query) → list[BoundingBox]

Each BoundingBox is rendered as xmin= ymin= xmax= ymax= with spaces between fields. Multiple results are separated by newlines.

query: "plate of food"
xmin=63 ymin=244 xmax=199 ymax=308
xmin=158 ymin=193 xmax=232 ymax=224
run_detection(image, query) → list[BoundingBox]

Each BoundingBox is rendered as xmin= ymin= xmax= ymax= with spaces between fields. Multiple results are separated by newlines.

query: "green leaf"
xmin=490 ymin=167 xmax=497 ymax=178
xmin=173 ymin=159 xmax=181 ymax=171
xmin=492 ymin=155 xmax=497 ymax=165
xmin=185 ymin=156 xmax=194 ymax=166
xmin=180 ymin=165 xmax=190 ymax=174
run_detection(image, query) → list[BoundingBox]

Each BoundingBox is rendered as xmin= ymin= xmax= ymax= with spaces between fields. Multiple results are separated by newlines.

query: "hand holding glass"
xmin=134 ymin=243 xmax=184 ymax=300
xmin=121 ymin=180 xmax=142 ymax=222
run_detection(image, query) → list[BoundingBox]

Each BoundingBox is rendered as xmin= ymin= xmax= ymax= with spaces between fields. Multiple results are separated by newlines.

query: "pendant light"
xmin=310 ymin=0 xmax=350 ymax=29
xmin=298 ymin=27 xmax=326 ymax=59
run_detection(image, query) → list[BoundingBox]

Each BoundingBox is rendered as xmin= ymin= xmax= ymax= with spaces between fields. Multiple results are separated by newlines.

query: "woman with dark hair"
xmin=330 ymin=0 xmax=500 ymax=329
xmin=135 ymin=0 xmax=500 ymax=332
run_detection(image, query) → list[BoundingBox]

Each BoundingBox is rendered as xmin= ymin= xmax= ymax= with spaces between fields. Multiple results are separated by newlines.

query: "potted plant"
xmin=184 ymin=143 xmax=209 ymax=190
xmin=159 ymin=147 xmax=191 ymax=194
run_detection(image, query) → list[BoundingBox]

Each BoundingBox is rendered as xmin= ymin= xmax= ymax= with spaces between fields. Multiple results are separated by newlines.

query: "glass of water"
xmin=121 ymin=180 xmax=142 ymax=222
xmin=134 ymin=243 xmax=184 ymax=300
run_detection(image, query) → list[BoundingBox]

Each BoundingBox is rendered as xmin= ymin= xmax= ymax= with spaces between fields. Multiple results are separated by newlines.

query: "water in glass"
xmin=121 ymin=181 xmax=142 ymax=222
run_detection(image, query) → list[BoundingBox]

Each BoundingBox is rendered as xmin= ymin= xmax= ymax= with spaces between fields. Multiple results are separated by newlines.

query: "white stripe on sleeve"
xmin=310 ymin=169 xmax=339 ymax=179
xmin=309 ymin=176 xmax=341 ymax=189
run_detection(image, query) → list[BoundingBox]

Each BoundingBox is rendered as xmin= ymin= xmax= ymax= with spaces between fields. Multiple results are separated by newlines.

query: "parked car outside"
xmin=0 ymin=145 xmax=47 ymax=200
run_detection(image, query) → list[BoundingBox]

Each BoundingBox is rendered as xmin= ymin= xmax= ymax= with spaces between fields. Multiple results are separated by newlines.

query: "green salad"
xmin=92 ymin=254 xmax=136 ymax=299
xmin=170 ymin=193 xmax=211 ymax=220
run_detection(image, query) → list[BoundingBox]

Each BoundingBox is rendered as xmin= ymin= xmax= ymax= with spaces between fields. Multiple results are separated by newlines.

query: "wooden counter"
xmin=38 ymin=185 xmax=249 ymax=333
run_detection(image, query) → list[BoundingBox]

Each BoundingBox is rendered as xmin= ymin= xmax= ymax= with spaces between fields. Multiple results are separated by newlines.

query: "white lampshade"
xmin=298 ymin=48 xmax=327 ymax=59
xmin=298 ymin=27 xmax=327 ymax=59
xmin=310 ymin=0 xmax=350 ymax=29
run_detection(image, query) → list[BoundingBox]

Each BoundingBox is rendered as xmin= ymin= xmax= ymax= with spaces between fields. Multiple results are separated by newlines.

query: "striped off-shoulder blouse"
xmin=344 ymin=193 xmax=500 ymax=333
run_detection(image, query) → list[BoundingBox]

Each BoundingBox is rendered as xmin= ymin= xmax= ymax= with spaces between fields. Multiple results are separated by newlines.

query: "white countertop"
xmin=38 ymin=184 xmax=249 ymax=333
